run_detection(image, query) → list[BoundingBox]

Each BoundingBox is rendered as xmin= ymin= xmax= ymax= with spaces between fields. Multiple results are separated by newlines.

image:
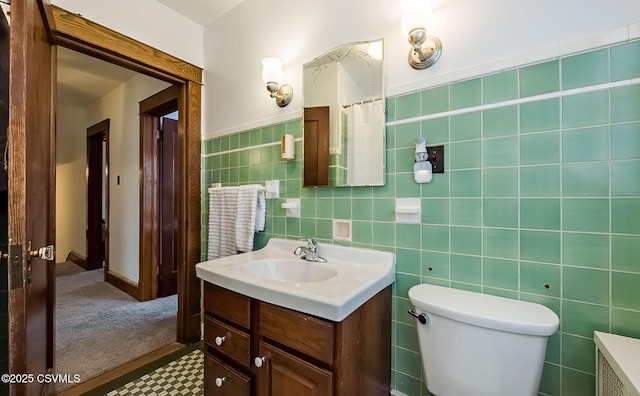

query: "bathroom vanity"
xmin=203 ymin=283 xmax=391 ymax=395
xmin=196 ymin=238 xmax=395 ymax=396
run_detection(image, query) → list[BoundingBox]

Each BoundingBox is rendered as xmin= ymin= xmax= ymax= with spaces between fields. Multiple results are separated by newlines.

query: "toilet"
xmin=408 ymin=284 xmax=559 ymax=396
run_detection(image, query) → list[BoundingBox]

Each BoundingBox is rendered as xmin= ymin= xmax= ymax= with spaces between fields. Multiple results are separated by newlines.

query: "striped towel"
xmin=207 ymin=185 xmax=266 ymax=259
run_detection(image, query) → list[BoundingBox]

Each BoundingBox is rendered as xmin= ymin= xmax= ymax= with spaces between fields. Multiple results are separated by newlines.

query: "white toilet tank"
xmin=408 ymin=284 xmax=559 ymax=396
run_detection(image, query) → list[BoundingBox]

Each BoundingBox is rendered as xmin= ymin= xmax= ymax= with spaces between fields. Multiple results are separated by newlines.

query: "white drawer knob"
xmin=215 ymin=377 xmax=225 ymax=387
xmin=254 ymin=356 xmax=266 ymax=368
xmin=215 ymin=336 xmax=226 ymax=346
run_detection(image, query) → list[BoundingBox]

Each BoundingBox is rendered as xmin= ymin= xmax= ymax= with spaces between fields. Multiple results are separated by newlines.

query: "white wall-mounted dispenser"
xmin=414 ymin=137 xmax=433 ymax=183
xmin=281 ymin=134 xmax=295 ymax=160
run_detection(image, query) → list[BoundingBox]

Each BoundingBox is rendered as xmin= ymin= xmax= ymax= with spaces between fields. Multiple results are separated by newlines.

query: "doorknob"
xmin=28 ymin=244 xmax=55 ymax=261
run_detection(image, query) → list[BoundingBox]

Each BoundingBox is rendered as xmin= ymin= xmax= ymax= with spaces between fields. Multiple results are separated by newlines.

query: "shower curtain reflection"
xmin=344 ymin=99 xmax=384 ymax=186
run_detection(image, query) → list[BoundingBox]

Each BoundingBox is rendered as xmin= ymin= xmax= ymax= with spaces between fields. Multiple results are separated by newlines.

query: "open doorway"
xmin=86 ymin=119 xmax=109 ymax=271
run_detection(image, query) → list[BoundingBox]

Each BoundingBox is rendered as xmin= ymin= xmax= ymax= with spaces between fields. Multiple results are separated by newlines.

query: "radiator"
xmin=594 ymin=331 xmax=640 ymax=396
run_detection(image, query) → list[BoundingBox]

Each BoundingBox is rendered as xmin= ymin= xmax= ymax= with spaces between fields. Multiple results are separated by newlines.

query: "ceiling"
xmin=57 ymin=0 xmax=243 ymax=106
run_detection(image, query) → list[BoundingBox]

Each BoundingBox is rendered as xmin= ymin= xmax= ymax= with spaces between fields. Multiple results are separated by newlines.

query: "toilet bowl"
xmin=408 ymin=284 xmax=559 ymax=396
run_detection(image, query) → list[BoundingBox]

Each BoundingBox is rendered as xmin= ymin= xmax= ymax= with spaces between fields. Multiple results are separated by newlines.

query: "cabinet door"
xmin=204 ymin=354 xmax=251 ymax=396
xmin=256 ymin=341 xmax=333 ymax=396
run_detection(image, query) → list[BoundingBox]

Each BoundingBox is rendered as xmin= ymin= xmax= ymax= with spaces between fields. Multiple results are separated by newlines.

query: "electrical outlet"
xmin=427 ymin=145 xmax=445 ymax=173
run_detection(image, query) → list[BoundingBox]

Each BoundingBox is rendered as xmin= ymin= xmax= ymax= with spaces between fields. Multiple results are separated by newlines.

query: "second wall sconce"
xmin=401 ymin=0 xmax=442 ymax=70
xmin=261 ymin=57 xmax=293 ymax=107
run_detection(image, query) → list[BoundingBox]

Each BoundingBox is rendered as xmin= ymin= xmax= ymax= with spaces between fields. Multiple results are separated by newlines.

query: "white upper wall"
xmin=202 ymin=0 xmax=640 ymax=137
xmin=51 ymin=0 xmax=204 ymax=68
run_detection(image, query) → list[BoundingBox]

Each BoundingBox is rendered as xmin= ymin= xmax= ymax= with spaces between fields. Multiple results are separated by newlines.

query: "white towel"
xmin=207 ymin=184 xmax=266 ymax=259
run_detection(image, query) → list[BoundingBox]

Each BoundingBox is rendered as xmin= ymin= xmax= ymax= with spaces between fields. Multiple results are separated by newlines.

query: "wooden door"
xmin=256 ymin=341 xmax=333 ymax=396
xmin=86 ymin=120 xmax=109 ymax=271
xmin=303 ymin=107 xmax=330 ymax=186
xmin=158 ymin=117 xmax=177 ymax=296
xmin=8 ymin=0 xmax=55 ymax=395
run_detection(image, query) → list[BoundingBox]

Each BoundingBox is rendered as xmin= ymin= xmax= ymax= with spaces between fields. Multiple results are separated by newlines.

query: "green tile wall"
xmin=202 ymin=40 xmax=640 ymax=396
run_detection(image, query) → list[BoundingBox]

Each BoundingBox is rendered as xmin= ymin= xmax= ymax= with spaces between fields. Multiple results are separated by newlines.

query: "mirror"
xmin=303 ymin=39 xmax=385 ymax=187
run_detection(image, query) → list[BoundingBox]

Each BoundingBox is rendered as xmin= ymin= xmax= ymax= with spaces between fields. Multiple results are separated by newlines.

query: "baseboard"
xmin=66 ymin=250 xmax=88 ymax=270
xmin=105 ymin=270 xmax=140 ymax=301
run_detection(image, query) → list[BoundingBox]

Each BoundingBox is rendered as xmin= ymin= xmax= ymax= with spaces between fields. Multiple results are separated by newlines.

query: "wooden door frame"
xmin=44 ymin=5 xmax=202 ymax=343
xmin=86 ymin=119 xmax=109 ymax=272
xmin=139 ymin=86 xmax=179 ymax=301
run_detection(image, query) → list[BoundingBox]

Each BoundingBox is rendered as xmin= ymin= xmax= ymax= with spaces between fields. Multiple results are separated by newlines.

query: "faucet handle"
xmin=299 ymin=237 xmax=318 ymax=250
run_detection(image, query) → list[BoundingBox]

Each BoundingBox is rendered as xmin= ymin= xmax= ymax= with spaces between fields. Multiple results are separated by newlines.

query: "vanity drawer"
xmin=204 ymin=283 xmax=251 ymax=329
xmin=259 ymin=302 xmax=334 ymax=365
xmin=205 ymin=316 xmax=251 ymax=367
xmin=204 ymin=353 xmax=251 ymax=396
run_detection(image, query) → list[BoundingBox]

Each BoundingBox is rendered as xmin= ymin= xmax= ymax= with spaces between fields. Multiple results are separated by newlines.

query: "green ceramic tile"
xmin=396 ymin=122 xmax=420 ymax=149
xmin=333 ymin=198 xmax=351 ymax=219
xmin=520 ymin=165 xmax=561 ymax=197
xmin=520 ymin=230 xmax=561 ymax=263
xmin=300 ymin=218 xmax=314 ymax=236
xmin=612 ymin=40 xmax=640 ymax=81
xmin=612 ymin=160 xmax=640 ymax=195
xmin=483 ymin=198 xmax=518 ymax=228
xmin=451 ymin=170 xmax=481 ymax=197
xmin=396 ymin=172 xmax=421 ymax=197
xmin=563 ymin=267 xmax=609 ymax=305
xmin=373 ymin=198 xmax=395 ymax=222
xmin=483 ymin=287 xmax=518 ymax=299
xmin=545 ymin=331 xmax=561 ymax=365
xmin=239 ymin=131 xmax=250 ymax=148
xmin=612 ymin=84 xmax=640 ymax=123
xmin=520 ymin=261 xmax=560 ymax=297
xmin=520 ymin=98 xmax=560 ymax=134
xmin=520 ymin=293 xmax=561 ymax=320
xmin=483 ymin=168 xmax=518 ymax=197
xmin=450 ymin=254 xmax=481 ymax=284
xmin=482 ymin=105 xmax=518 ymax=138
xmin=450 ymin=111 xmax=481 ymax=141
xmin=563 ymin=198 xmax=609 ymax=232
xmin=562 ymin=126 xmax=609 ymax=162
xmin=482 ymin=70 xmax=518 ymax=104
xmin=422 ymin=117 xmax=449 ymax=144
xmin=422 ymin=172 xmax=449 ymax=197
xmin=520 ymin=198 xmax=561 ymax=230
xmin=483 ymin=136 xmax=518 ymax=167
xmin=563 ymin=233 xmax=609 ymax=269
xmin=520 ymin=131 xmax=560 ymax=165
xmin=395 ymin=273 xmax=420 ymax=299
xmin=539 ymin=363 xmax=561 ymax=396
xmin=562 ymin=163 xmax=610 ymax=196
xmin=286 ymin=119 xmax=301 ymax=139
xmin=451 ymin=78 xmax=481 ymax=110
xmin=612 ymin=234 xmax=640 ymax=272
xmin=612 ymin=271 xmax=640 ymax=310
xmin=316 ymin=198 xmax=332 ymax=218
xmin=612 ymin=308 xmax=640 ymax=339
xmin=422 ymin=198 xmax=449 ymax=224
xmin=562 ymin=334 xmax=596 ymax=374
xmin=316 ymin=219 xmax=332 ymax=239
xmin=285 ymin=217 xmax=300 ymax=236
xmin=272 ymin=216 xmax=285 ymax=235
xmin=386 ymin=97 xmax=396 ymax=122
xmin=396 ymin=248 xmax=421 ymax=275
xmin=562 ymin=369 xmax=595 ymax=396
xmin=396 ymin=224 xmax=421 ymax=249
xmin=563 ymin=90 xmax=609 ymax=128
xmin=396 ymin=92 xmax=421 ymax=120
xmin=261 ymin=126 xmax=274 ymax=144
xmin=483 ymin=258 xmax=518 ymax=290
xmin=451 ymin=282 xmax=482 ymax=292
xmin=422 ymin=251 xmax=450 ymax=279
xmin=612 ymin=198 xmax=640 ymax=234
xmin=520 ymin=60 xmax=559 ymax=97
xmin=562 ymin=48 xmax=609 ymax=89
xmin=394 ymin=372 xmax=422 ymax=396
xmin=372 ymin=222 xmax=395 ymax=246
xmin=450 ymin=226 xmax=481 ymax=255
xmin=450 ymin=199 xmax=481 ymax=226
xmin=396 ymin=146 xmax=415 ymax=172
xmin=562 ymin=300 xmax=610 ymax=337
xmin=421 ymin=85 xmax=449 ymax=115
xmin=450 ymin=140 xmax=481 ymax=170
xmin=386 ymin=125 xmax=397 ymax=150
xmin=611 ymin=122 xmax=640 ymax=160
xmin=395 ymin=296 xmax=415 ymax=324
xmin=483 ymin=228 xmax=518 ymax=259
xmin=421 ymin=225 xmax=449 ymax=252
xmin=395 ymin=348 xmax=422 ymax=379
xmin=352 ymin=198 xmax=372 ymax=220
xmin=352 ymin=220 xmax=372 ymax=244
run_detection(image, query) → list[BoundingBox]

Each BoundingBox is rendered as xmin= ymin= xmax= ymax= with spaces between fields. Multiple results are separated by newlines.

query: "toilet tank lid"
xmin=408 ymin=284 xmax=559 ymax=336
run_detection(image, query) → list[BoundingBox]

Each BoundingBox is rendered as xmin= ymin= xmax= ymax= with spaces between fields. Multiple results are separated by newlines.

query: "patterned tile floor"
xmin=106 ymin=349 xmax=204 ymax=395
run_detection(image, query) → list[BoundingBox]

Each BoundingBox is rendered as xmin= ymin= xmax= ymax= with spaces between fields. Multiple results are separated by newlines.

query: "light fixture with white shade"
xmin=401 ymin=0 xmax=442 ymax=70
xmin=261 ymin=57 xmax=293 ymax=107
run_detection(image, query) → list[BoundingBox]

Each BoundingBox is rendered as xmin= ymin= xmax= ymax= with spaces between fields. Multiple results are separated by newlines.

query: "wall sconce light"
xmin=414 ymin=137 xmax=433 ymax=183
xmin=401 ymin=0 xmax=442 ymax=70
xmin=261 ymin=57 xmax=293 ymax=107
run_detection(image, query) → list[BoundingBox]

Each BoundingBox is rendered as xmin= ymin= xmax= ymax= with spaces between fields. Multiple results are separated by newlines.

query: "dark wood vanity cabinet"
xmin=203 ymin=282 xmax=391 ymax=396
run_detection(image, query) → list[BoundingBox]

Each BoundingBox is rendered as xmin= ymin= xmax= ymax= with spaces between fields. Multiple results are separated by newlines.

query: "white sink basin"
xmin=243 ymin=259 xmax=338 ymax=283
xmin=196 ymin=238 xmax=395 ymax=321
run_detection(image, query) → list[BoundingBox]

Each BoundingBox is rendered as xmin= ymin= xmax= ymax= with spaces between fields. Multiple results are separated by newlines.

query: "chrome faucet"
xmin=293 ymin=237 xmax=327 ymax=263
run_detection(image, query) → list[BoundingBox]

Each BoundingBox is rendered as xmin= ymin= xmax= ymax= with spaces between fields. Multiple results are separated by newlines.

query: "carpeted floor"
xmin=55 ymin=262 xmax=177 ymax=391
